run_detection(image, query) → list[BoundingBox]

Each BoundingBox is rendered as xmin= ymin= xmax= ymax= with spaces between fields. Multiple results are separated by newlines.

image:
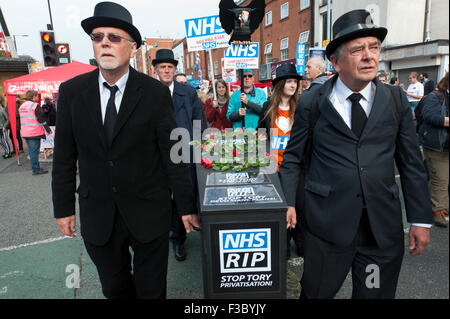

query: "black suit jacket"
xmin=52 ymin=67 xmax=194 ymax=245
xmin=172 ymin=81 xmax=203 ymax=137
xmin=279 ymin=76 xmax=432 ymax=248
xmin=171 ymin=81 xmax=204 ymax=214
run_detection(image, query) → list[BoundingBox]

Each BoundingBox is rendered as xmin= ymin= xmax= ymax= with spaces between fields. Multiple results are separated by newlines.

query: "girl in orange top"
xmin=258 ymin=63 xmax=302 ymax=259
xmin=258 ymin=64 xmax=301 ymax=171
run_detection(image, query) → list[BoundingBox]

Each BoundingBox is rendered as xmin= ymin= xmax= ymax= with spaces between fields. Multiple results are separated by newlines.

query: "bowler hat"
xmin=325 ymin=9 xmax=387 ymax=60
xmin=272 ymin=63 xmax=302 ymax=87
xmin=81 ymin=2 xmax=142 ymax=48
xmin=151 ymin=49 xmax=179 ymax=67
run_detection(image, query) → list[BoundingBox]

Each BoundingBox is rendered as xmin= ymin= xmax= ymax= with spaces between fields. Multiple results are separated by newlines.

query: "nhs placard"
xmin=223 ymin=43 xmax=259 ymax=69
xmin=185 ymin=15 xmax=230 ymax=52
xmin=296 ymin=43 xmax=306 ymax=75
xmin=219 ymin=228 xmax=271 ymax=273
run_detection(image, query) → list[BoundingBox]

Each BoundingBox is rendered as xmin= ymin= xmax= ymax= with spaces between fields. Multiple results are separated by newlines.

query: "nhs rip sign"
xmin=223 ymin=43 xmax=259 ymax=70
xmin=219 ymin=228 xmax=271 ymax=273
xmin=185 ymin=15 xmax=230 ymax=52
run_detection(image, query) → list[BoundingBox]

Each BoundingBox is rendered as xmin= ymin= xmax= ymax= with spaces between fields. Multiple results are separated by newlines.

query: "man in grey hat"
xmin=52 ymin=2 xmax=199 ymax=299
xmin=279 ymin=9 xmax=431 ymax=299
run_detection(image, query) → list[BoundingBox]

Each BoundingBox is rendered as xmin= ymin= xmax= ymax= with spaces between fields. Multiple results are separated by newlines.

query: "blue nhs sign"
xmin=185 ymin=15 xmax=225 ymax=38
xmin=225 ymin=43 xmax=259 ymax=58
xmin=222 ymin=230 xmax=269 ymax=250
xmin=219 ymin=228 xmax=271 ymax=273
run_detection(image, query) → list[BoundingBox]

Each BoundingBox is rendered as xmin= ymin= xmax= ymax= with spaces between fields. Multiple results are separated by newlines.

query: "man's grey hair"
xmin=310 ymin=56 xmax=326 ymax=73
xmin=330 ymin=43 xmax=345 ymax=61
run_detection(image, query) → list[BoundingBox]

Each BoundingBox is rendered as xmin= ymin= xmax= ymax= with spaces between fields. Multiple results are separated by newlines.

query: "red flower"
xmin=201 ymin=158 xmax=213 ymax=169
xmin=233 ymin=149 xmax=239 ymax=157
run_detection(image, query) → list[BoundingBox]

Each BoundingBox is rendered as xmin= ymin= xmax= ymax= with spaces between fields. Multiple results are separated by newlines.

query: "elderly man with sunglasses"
xmin=52 ymin=2 xmax=199 ymax=299
xmin=227 ymin=69 xmax=267 ymax=130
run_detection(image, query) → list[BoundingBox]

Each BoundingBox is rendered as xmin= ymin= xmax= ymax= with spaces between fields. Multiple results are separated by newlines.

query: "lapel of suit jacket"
xmin=317 ymin=75 xmax=358 ymax=141
xmin=111 ymin=67 xmax=143 ymax=144
xmin=360 ymin=79 xmax=391 ymax=140
xmin=82 ymin=68 xmax=108 ymax=151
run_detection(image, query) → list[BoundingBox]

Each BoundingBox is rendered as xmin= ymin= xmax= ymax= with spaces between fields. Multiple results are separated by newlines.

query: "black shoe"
xmin=174 ymin=243 xmax=186 ymax=262
xmin=2 ymin=153 xmax=11 ymax=159
xmin=32 ymin=169 xmax=48 ymax=175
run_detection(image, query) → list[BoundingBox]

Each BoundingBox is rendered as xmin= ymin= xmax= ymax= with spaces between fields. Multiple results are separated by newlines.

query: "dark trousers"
xmin=287 ymin=224 xmax=304 ymax=254
xmin=9 ymin=129 xmax=23 ymax=151
xmin=83 ymin=208 xmax=169 ymax=299
xmin=300 ymin=211 xmax=404 ymax=299
xmin=287 ymin=169 xmax=306 ymax=254
xmin=170 ymin=163 xmax=198 ymax=246
xmin=170 ymin=199 xmax=187 ymax=245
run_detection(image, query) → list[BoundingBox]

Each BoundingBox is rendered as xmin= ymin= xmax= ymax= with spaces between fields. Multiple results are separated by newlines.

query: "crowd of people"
xmin=0 ymin=94 xmax=55 ymax=164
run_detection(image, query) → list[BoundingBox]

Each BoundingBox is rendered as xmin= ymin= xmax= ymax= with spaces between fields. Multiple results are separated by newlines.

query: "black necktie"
xmin=103 ymin=83 xmax=119 ymax=145
xmin=348 ymin=93 xmax=366 ymax=138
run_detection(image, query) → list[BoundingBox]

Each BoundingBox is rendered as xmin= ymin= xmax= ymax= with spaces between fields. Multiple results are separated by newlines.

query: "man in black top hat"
xmin=52 ymin=1 xmax=199 ymax=299
xmin=279 ymin=9 xmax=431 ymax=299
xmin=152 ymin=49 xmax=203 ymax=262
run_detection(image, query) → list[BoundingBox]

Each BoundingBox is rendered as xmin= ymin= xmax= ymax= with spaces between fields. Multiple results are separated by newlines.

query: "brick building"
xmin=207 ymin=0 xmax=313 ymax=83
xmin=136 ymin=0 xmax=314 ymax=87
xmin=135 ymin=38 xmax=181 ymax=78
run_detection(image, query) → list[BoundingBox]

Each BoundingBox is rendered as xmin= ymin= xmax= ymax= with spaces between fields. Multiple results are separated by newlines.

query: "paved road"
xmin=0 ymin=152 xmax=448 ymax=299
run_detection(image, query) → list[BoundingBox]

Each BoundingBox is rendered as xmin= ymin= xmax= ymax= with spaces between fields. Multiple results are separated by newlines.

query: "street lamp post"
xmin=47 ymin=0 xmax=54 ymax=30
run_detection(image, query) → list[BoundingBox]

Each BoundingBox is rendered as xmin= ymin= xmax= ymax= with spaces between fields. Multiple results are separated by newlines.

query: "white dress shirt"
xmin=329 ymin=76 xmax=376 ymax=129
xmin=329 ymin=76 xmax=431 ymax=229
xmin=168 ymin=81 xmax=174 ymax=96
xmin=98 ymin=70 xmax=129 ymax=123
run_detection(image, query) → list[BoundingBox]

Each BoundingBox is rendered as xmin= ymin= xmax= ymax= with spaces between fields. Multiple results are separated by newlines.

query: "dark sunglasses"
xmin=243 ymin=74 xmax=253 ymax=78
xmin=90 ymin=32 xmax=134 ymax=43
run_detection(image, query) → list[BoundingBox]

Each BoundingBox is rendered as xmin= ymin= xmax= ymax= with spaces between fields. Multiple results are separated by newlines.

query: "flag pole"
xmin=208 ymin=49 xmax=217 ymax=100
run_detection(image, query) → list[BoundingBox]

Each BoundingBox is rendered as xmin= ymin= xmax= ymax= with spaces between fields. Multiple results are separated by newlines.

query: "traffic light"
xmin=40 ymin=31 xmax=58 ymax=67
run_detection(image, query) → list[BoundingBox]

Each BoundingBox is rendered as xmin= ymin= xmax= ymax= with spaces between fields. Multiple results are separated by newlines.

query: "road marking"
xmin=0 ymin=270 xmax=24 ymax=279
xmin=0 ymin=236 xmax=69 ymax=252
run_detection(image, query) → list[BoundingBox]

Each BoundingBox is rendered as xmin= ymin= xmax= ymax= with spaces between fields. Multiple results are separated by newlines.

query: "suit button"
xmin=112 ymin=186 xmax=117 ymax=193
xmin=108 ymin=161 xmax=114 ymax=167
xmin=360 ymin=167 xmax=365 ymax=172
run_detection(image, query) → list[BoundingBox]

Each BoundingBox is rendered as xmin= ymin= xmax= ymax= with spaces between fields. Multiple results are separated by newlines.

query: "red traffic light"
xmin=41 ymin=32 xmax=52 ymax=43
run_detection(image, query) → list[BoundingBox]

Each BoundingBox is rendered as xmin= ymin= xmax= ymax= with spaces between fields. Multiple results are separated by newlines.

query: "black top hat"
xmin=325 ymin=9 xmax=387 ymax=60
xmin=151 ymin=49 xmax=178 ymax=67
xmin=81 ymin=2 xmax=142 ymax=48
xmin=272 ymin=63 xmax=302 ymax=87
